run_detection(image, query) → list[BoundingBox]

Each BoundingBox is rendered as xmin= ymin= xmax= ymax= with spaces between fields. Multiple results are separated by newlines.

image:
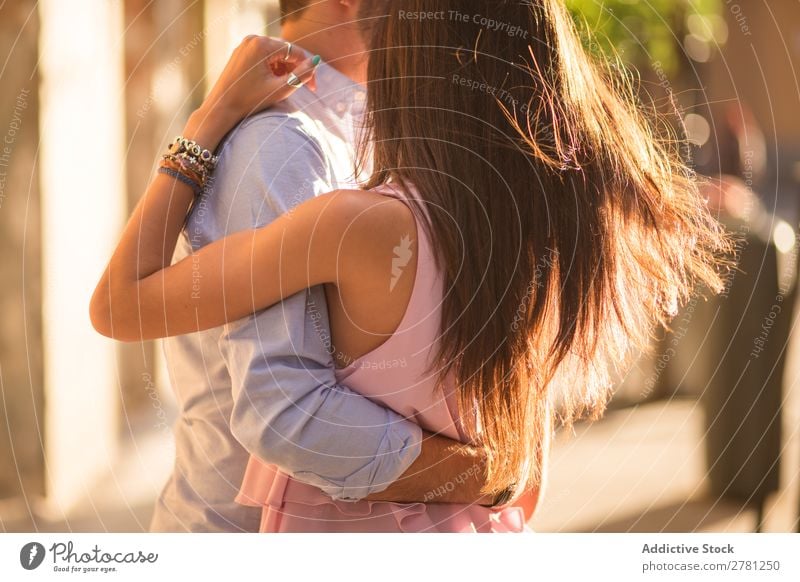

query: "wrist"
xmin=479 ymin=484 xmax=517 ymax=509
xmin=182 ymin=105 xmax=236 ymax=152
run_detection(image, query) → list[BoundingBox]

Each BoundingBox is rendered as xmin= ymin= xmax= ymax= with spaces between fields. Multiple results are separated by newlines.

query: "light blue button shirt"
xmin=150 ymin=62 xmax=423 ymax=532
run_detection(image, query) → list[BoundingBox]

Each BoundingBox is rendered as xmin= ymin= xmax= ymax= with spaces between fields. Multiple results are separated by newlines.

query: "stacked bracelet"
xmin=167 ymin=136 xmax=219 ymax=171
xmin=158 ymin=166 xmax=202 ymax=193
xmin=158 ymin=135 xmax=218 ymax=193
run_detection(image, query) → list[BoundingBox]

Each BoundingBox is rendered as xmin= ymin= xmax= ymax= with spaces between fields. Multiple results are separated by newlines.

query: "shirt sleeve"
xmin=209 ymin=113 xmax=423 ymax=501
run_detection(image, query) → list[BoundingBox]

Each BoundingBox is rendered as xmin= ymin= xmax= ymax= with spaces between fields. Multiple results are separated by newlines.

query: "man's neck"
xmin=282 ymin=21 xmax=367 ymax=85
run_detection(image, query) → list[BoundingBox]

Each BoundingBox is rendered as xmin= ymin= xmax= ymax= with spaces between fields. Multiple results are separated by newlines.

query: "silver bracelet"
xmin=167 ymin=136 xmax=219 ymax=171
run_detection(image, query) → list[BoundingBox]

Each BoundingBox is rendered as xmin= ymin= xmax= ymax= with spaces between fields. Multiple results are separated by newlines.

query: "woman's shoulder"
xmin=296 ymin=188 xmax=417 ymax=281
xmin=313 ymin=188 xmax=416 ymax=246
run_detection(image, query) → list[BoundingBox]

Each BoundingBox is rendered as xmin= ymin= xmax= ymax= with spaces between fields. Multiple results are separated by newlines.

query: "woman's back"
xmin=331 ymin=183 xmax=463 ymax=440
xmin=321 ymin=185 xmax=422 ymax=374
xmin=236 ymin=184 xmax=531 ymax=532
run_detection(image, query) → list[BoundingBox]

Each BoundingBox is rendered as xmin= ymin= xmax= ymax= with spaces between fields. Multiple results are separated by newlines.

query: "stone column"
xmin=38 ymin=0 xmax=126 ymax=513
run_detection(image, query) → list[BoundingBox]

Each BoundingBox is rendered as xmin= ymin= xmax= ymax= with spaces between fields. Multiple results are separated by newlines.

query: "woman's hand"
xmin=185 ymin=36 xmax=320 ymax=151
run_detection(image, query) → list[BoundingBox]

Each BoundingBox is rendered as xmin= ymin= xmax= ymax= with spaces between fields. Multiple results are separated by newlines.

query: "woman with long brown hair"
xmin=91 ymin=0 xmax=729 ymax=532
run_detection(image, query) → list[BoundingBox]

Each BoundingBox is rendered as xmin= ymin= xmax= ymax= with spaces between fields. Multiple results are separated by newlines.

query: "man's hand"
xmin=364 ymin=431 xmax=494 ymax=505
xmin=366 ymin=431 xmax=542 ymax=520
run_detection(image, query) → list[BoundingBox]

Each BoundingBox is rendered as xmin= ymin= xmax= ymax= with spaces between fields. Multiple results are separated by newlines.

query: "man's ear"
xmin=339 ymin=0 xmax=361 ymax=17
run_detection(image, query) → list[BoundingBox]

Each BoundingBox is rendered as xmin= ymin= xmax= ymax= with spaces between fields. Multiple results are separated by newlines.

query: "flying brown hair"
xmin=358 ymin=0 xmax=730 ymax=495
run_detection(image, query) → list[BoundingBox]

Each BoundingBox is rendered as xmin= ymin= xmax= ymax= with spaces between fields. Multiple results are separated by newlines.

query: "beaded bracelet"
xmin=164 ymin=153 xmax=208 ymax=183
xmin=167 ymin=136 xmax=219 ymax=172
xmin=158 ymin=135 xmax=218 ymax=194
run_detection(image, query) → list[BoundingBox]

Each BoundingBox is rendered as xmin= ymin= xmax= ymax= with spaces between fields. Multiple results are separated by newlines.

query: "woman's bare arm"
xmin=90 ymin=36 xmax=327 ymax=341
xmin=90 ymin=182 xmax=397 ymax=342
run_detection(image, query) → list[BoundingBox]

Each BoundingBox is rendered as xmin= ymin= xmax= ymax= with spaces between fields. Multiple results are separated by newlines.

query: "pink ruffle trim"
xmin=236 ymin=457 xmax=531 ymax=533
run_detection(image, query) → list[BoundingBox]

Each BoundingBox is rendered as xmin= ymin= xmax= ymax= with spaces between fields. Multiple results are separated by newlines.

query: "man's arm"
xmin=366 ymin=430 xmax=492 ymax=504
xmin=217 ymin=114 xmax=490 ymax=503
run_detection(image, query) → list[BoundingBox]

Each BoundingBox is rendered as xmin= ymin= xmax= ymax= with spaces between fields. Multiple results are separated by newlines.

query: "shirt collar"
xmin=286 ymin=52 xmax=367 ymax=119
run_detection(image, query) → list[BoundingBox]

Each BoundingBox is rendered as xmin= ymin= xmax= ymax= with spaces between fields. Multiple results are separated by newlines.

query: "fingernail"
xmin=312 ymin=55 xmax=321 ymax=66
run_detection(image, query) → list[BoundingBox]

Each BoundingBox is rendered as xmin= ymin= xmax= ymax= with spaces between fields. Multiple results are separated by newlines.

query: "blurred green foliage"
xmin=566 ymin=0 xmax=725 ymax=74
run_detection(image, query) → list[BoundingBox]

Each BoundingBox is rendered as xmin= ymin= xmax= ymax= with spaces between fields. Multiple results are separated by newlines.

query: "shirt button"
xmin=354 ymin=91 xmax=366 ymax=102
xmin=336 ymin=102 xmax=347 ymax=114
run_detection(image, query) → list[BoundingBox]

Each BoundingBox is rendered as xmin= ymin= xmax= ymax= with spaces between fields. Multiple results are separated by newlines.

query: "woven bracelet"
xmin=158 ymin=165 xmax=202 ymax=194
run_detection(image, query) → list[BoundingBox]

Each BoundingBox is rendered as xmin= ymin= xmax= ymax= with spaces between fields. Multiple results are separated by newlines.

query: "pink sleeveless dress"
xmin=236 ymin=183 xmax=531 ymax=532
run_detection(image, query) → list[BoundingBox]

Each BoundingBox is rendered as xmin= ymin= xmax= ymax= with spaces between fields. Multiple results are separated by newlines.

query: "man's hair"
xmin=279 ymin=0 xmax=312 ymax=23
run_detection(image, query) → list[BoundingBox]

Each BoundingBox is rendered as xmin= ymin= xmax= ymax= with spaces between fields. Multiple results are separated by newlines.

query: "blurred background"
xmin=0 ymin=0 xmax=798 ymax=532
